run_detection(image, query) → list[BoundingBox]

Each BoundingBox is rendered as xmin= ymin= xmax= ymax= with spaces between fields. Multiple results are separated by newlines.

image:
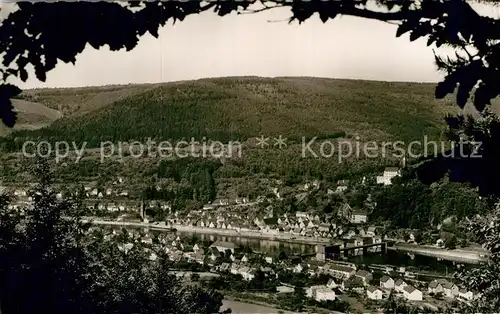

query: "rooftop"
xmin=367 ymin=286 xmax=381 ymax=293
xmin=403 ymin=285 xmax=418 ymax=294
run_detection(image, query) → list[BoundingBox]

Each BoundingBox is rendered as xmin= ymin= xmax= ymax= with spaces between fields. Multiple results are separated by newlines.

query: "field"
xmin=0 ymin=99 xmax=62 ymax=136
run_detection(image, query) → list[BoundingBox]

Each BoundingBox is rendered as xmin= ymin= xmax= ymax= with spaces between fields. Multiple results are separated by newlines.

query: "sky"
xmin=1 ymin=1 xmax=499 ymax=89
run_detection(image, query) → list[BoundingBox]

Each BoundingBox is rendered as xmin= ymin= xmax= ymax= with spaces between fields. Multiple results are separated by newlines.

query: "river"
xmin=102 ymin=225 xmax=477 ymax=275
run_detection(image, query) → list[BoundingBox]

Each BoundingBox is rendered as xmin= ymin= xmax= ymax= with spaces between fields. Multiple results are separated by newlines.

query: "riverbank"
xmin=85 ymin=218 xmax=333 ymax=246
xmin=390 ymin=243 xmax=489 ymax=264
xmin=85 ymin=218 xmax=489 ymax=264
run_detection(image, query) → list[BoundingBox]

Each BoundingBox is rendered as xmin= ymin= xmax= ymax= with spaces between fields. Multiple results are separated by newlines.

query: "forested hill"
xmin=3 ymin=77 xmax=459 ymax=149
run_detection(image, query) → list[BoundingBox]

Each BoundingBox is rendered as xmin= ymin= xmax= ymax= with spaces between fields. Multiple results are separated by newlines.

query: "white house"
xmin=306 ymin=285 xmax=335 ymax=302
xmin=293 ymin=263 xmax=304 ymax=273
xmin=326 ymin=279 xmax=338 ymax=289
xmin=193 ymin=244 xmax=200 ymax=252
xmin=350 ymin=211 xmax=368 ymax=224
xmin=428 ymin=280 xmax=443 ymax=294
xmin=458 ymin=288 xmax=474 ymax=301
xmin=314 ymin=286 xmax=336 ymax=301
xmin=380 ymin=275 xmax=395 ymax=290
xmin=367 ymin=286 xmax=384 ymax=300
xmin=335 ymin=180 xmax=349 ymax=193
xmin=376 ymin=167 xmax=401 ymax=185
xmin=403 ymin=285 xmax=423 ymax=301
xmin=295 ymin=211 xmax=308 ymax=218
xmin=442 ymin=281 xmax=459 ymax=298
xmin=327 ymin=264 xmax=356 ymax=279
xmin=240 ymin=268 xmax=256 ymax=281
xmin=318 ymin=223 xmax=331 ymax=232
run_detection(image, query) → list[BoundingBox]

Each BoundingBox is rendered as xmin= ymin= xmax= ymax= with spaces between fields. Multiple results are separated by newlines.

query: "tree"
xmin=453 ymin=208 xmax=500 ymax=313
xmin=0 ymin=158 xmax=229 ymax=314
xmin=288 ymin=286 xmax=306 ymax=312
xmin=191 ymin=273 xmax=201 ymax=282
xmin=382 ymin=291 xmax=416 ymax=314
xmin=278 ymin=250 xmax=288 ymax=261
xmin=443 ymin=233 xmax=457 ymax=249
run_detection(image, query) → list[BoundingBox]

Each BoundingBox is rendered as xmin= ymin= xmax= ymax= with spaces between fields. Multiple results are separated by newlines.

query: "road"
xmin=390 ymin=243 xmax=488 ymax=264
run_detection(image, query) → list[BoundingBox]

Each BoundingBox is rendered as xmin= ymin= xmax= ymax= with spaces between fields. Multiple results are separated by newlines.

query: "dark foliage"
xmin=0 ymin=158 xmax=229 ymax=314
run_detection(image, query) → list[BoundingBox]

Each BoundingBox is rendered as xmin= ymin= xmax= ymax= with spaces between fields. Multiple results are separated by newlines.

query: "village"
xmin=0 ymin=166 xmax=481 ymax=312
xmin=100 ymin=223 xmax=477 ymax=313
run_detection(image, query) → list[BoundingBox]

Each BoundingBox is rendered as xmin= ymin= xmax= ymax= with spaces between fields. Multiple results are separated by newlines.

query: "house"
xmin=193 ymin=251 xmax=205 ymax=264
xmin=327 ymin=264 xmax=356 ymax=279
xmin=210 ymin=241 xmax=235 ymax=253
xmin=260 ymin=267 xmax=274 ymax=277
xmin=355 ymin=269 xmax=373 ymax=286
xmin=366 ymin=226 xmax=377 ymax=237
xmin=326 ymin=279 xmax=338 ymax=289
xmin=428 ymin=280 xmax=443 ymax=294
xmin=458 ymin=288 xmax=474 ymax=301
xmin=240 ymin=267 xmax=256 ymax=281
xmin=318 ymin=223 xmax=331 ymax=232
xmin=403 ymin=285 xmax=423 ymax=301
xmin=338 ymin=203 xmax=353 ymax=220
xmin=209 ymin=249 xmax=223 ymax=262
xmin=344 ymin=276 xmax=365 ymax=293
xmin=295 ymin=211 xmax=308 ymax=218
xmin=376 ymin=167 xmax=401 ymax=185
xmin=230 ymin=264 xmax=240 ymax=275
xmin=218 ymin=263 xmax=231 ymax=273
xmin=367 ymin=286 xmax=384 ymax=300
xmin=335 ymin=180 xmax=349 ymax=193
xmin=213 ymin=199 xmax=229 ymax=206
xmin=350 ymin=210 xmax=368 ymax=224
xmin=380 ymin=275 xmax=395 ymax=290
xmin=293 ymin=263 xmax=304 ymax=273
xmin=203 ymin=204 xmax=214 ymax=210
xmin=394 ymin=279 xmax=407 ymax=293
xmin=442 ymin=280 xmax=459 ymax=298
xmin=306 ymin=285 xmax=335 ymax=302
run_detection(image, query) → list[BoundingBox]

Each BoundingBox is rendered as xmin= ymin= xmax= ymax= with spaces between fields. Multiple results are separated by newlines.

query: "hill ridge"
xmin=2 ymin=77 xmax=460 ymax=149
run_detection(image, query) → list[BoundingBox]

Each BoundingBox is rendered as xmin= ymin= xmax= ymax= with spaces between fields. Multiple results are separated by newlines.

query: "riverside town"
xmin=1 ymin=1 xmax=499 ymax=314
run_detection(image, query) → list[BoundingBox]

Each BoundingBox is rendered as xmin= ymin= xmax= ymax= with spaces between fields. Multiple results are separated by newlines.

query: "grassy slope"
xmin=0 ymin=99 xmax=62 ymax=136
xmin=9 ymin=77 xmax=457 ymax=145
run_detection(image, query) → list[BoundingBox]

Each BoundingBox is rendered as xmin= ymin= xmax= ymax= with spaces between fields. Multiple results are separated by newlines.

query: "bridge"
xmin=314 ymin=241 xmax=392 ymax=261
